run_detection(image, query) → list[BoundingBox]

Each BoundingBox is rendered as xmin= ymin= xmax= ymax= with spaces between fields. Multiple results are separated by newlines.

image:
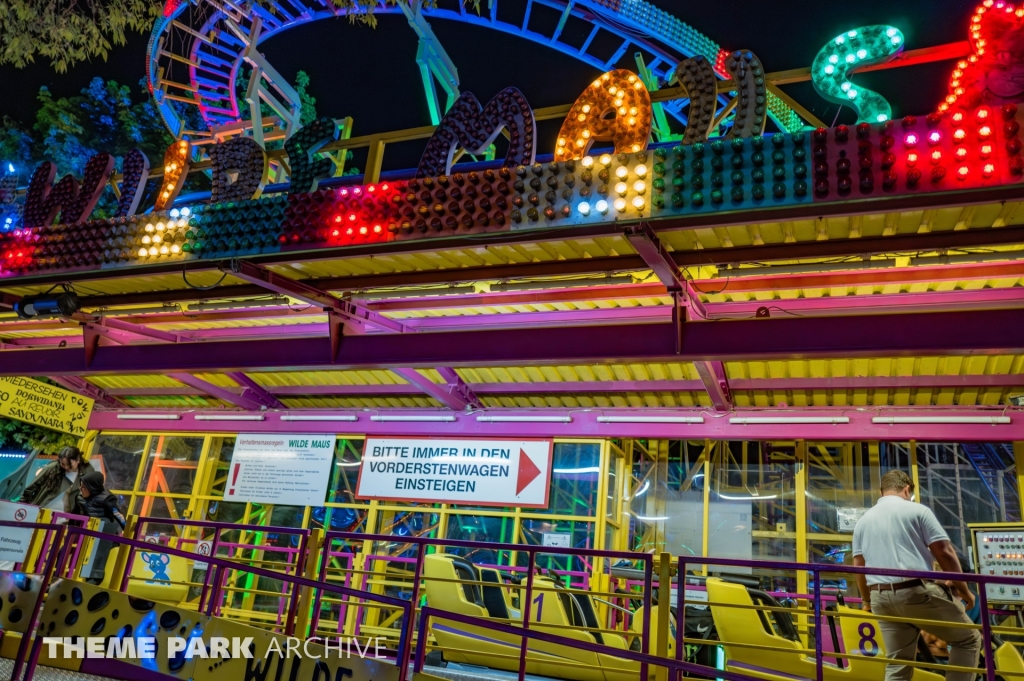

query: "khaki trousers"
xmin=871 ymin=582 xmax=981 ymax=681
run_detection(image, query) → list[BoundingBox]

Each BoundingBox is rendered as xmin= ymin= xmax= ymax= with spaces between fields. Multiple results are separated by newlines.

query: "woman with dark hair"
xmin=19 ymin=446 xmax=95 ymax=513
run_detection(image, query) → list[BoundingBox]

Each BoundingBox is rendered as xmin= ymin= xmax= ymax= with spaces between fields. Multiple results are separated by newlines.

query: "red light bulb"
xmin=955 ymin=147 xmax=968 ymax=160
xmin=373 ymin=224 xmax=382 ymax=234
xmin=348 ymin=214 xmax=357 ymax=222
xmin=904 ymin=133 xmax=919 ymax=146
xmin=981 ymin=144 xmax=993 ymax=158
xmin=359 ymin=226 xmax=368 ymax=235
xmin=979 ymin=125 xmax=993 ymax=138
xmin=952 ymin=112 xmax=964 ymax=124
xmin=957 ymin=166 xmax=969 ymax=179
xmin=931 ymin=150 xmax=943 ymax=163
xmin=978 ymin=108 xmax=991 ymax=121
xmin=953 ymin=129 xmax=967 ymax=141
xmin=367 ymin=185 xmax=376 ymax=193
xmin=928 ymin=131 xmax=942 ymax=144
xmin=906 ymin=152 xmax=919 ymax=166
xmin=983 ymin=163 xmax=996 ymax=176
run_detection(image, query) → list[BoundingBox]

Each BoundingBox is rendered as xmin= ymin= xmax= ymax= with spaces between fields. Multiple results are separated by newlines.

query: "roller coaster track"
xmin=147 ymin=0 xmax=808 ymax=140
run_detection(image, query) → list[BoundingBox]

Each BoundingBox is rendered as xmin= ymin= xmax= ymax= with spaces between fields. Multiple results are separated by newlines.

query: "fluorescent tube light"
xmin=730 ymin=416 xmax=850 ymax=425
xmin=187 ymin=297 xmax=288 ymax=312
xmin=354 ymin=286 xmax=476 ymax=300
xmin=718 ymin=492 xmax=779 ymax=501
xmin=597 ymin=415 xmax=704 ymax=424
xmin=281 ymin=414 xmax=358 ymax=422
xmin=872 ymin=416 xmax=1010 ymax=425
xmin=911 ymin=252 xmax=1024 ymax=267
xmin=116 ymin=413 xmax=181 ymax=420
xmin=370 ymin=415 xmax=457 ymax=422
xmin=718 ymin=260 xmax=895 ymax=278
xmin=553 ymin=466 xmax=601 ymax=474
xmin=489 ymin=276 xmax=635 ymax=293
xmin=634 ymin=514 xmax=669 ymax=521
xmin=476 ymin=415 xmax=573 ymax=423
xmin=194 ymin=414 xmax=266 ymax=421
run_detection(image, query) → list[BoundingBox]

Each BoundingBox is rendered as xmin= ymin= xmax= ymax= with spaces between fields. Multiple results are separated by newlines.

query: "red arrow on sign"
xmin=516 ymin=449 xmax=541 ymax=495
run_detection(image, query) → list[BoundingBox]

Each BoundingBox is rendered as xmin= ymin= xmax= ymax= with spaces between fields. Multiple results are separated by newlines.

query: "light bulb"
xmin=578 ymin=202 xmax=591 ymax=215
xmin=156 ymin=222 xmax=165 ymax=231
xmin=557 ymin=138 xmax=566 ymax=147
xmin=906 ymin=152 xmax=919 ymax=166
xmin=633 ymin=180 xmax=646 ymax=193
xmin=153 ymin=234 xmax=163 ymax=244
xmin=635 ymin=164 xmax=648 ymax=177
xmin=169 ymin=209 xmax=180 ymax=218
xmin=614 ymin=198 xmax=627 ymax=212
xmin=596 ymin=200 xmax=609 ymax=214
xmin=181 ymin=207 xmax=190 ymax=217
xmin=615 ymin=166 xmax=628 ymax=178
xmin=615 ymin=181 xmax=628 ymax=196
xmin=171 ymin=244 xmax=181 ymax=254
xmin=145 ymin=223 xmax=155 ymax=232
xmin=632 ymin=196 xmax=645 ymax=210
xmin=159 ymin=245 xmax=169 ymax=255
xmin=904 ymin=133 xmax=919 ymax=147
xmin=581 ymin=156 xmax=594 ymax=168
xmin=142 ymin=235 xmax=152 ymax=244
xmin=582 ymin=130 xmax=591 ymax=139
xmin=138 ymin=248 xmax=148 ymax=257
xmin=957 ymin=166 xmax=969 ymax=179
xmin=928 ymin=131 xmax=942 ymax=144
xmin=599 ymin=154 xmax=612 ymax=166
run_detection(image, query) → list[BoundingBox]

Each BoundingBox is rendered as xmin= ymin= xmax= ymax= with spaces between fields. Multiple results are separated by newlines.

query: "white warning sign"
xmin=357 ymin=437 xmax=553 ymax=508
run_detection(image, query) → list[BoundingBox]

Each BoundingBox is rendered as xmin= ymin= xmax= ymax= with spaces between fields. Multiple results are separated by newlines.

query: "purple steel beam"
xmin=167 ymin=373 xmax=267 ymax=411
xmin=223 ymin=259 xmax=407 ymax=334
xmin=624 ymin=224 xmax=684 ymax=291
xmin=5 ymin=307 xmax=1024 ymax=375
xmin=93 ymin=374 xmax=1024 ymax=398
xmin=391 ymin=368 xmax=477 ymax=410
xmin=694 ymin=360 xmax=732 ymax=411
xmin=225 ymin=372 xmax=286 ymax=409
xmin=436 ymin=367 xmax=482 ymax=409
xmin=47 ymin=375 xmax=125 ymax=408
xmin=87 ymin=406 xmax=1024 ymax=442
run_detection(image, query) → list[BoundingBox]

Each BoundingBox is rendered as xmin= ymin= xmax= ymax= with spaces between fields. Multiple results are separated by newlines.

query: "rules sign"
xmin=357 ymin=437 xmax=553 ymax=508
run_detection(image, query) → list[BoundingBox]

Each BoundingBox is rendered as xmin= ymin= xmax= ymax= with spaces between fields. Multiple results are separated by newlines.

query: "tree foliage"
xmin=0 ymin=418 xmax=78 ymax=454
xmin=0 ymin=0 xmax=162 ymax=72
xmin=0 ymin=0 xmax=477 ymax=73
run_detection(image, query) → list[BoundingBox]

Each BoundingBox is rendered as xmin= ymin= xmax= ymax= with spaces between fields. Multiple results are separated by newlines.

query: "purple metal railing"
xmin=411 ymin=606 xmax=764 ymax=681
xmin=676 ymin=556 xmax=1024 ymax=681
xmin=318 ymin=530 xmax=654 ymax=681
xmin=126 ymin=517 xmax=310 ymax=620
xmin=2 ymin=520 xmax=68 ymax=681
xmin=19 ymin=511 xmax=88 ymax=574
xmin=11 ymin=524 xmax=411 ymax=681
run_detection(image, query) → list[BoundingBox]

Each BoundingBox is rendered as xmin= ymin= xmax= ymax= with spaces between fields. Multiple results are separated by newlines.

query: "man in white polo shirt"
xmin=852 ymin=470 xmax=980 ymax=681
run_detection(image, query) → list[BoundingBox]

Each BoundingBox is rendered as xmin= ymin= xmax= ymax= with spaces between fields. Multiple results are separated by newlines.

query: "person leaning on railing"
xmin=852 ymin=470 xmax=981 ymax=681
xmin=19 ymin=446 xmax=95 ymax=512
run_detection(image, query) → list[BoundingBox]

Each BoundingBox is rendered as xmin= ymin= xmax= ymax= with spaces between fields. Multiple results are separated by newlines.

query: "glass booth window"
xmin=93 ymin=434 xmax=146 ymax=493
xmin=140 ymin=436 xmax=204 ymax=495
xmin=327 ymin=439 xmax=364 ymax=505
xmin=918 ymin=442 xmax=1020 ymax=556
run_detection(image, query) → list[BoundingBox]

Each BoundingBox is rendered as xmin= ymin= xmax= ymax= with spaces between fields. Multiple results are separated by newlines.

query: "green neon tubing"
xmin=811 ymin=26 xmax=905 ymax=123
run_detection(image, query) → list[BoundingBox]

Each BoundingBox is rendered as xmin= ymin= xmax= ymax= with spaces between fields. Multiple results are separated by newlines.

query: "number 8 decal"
xmin=858 ymin=622 xmax=880 ymax=656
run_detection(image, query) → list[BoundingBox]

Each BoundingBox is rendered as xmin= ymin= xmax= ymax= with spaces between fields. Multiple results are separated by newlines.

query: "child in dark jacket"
xmin=75 ymin=472 xmax=126 ymax=529
xmin=74 ymin=472 xmax=126 ymax=584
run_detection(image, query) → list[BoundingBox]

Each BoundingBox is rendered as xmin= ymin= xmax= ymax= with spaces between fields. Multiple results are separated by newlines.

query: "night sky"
xmin=0 ymin=0 xmax=979 ymax=171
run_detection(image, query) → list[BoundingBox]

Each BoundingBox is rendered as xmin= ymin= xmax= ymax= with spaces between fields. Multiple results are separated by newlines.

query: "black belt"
xmin=869 ymin=579 xmax=925 ymax=592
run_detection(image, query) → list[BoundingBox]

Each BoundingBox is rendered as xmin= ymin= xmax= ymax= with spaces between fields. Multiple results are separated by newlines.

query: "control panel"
xmin=973 ymin=526 xmax=1024 ymax=604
